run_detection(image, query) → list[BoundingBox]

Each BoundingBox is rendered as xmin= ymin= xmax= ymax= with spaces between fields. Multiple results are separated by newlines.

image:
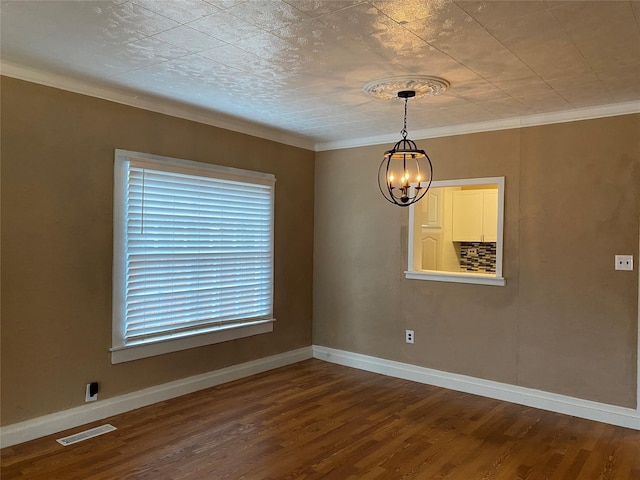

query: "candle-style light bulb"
xmin=417 ymin=174 xmax=422 ymax=182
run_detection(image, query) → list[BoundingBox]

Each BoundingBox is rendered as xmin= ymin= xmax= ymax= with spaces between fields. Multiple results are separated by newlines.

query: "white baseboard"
xmin=312 ymin=345 xmax=640 ymax=431
xmin=0 ymin=346 xmax=312 ymax=448
xmin=5 ymin=344 xmax=637 ymax=448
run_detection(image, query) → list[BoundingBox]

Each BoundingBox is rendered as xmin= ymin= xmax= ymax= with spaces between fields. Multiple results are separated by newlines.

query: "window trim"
xmin=111 ymin=149 xmax=276 ymax=364
xmin=406 ymin=176 xmax=505 ymax=287
xmin=110 ymin=321 xmax=274 ymax=364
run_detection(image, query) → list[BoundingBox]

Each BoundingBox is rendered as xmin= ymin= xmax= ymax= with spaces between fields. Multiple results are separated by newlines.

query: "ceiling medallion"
xmin=363 ymin=75 xmax=449 ymax=100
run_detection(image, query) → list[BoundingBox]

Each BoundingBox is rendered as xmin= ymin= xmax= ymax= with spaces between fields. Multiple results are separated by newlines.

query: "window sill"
xmin=110 ymin=319 xmax=275 ymax=364
xmin=405 ymin=270 xmax=506 ymax=286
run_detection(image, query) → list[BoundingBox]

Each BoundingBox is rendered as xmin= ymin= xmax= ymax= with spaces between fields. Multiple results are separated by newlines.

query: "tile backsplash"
xmin=459 ymin=242 xmax=496 ymax=274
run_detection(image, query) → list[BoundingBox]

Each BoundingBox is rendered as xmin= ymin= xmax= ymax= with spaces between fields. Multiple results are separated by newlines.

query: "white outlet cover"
xmin=615 ymin=255 xmax=634 ymax=271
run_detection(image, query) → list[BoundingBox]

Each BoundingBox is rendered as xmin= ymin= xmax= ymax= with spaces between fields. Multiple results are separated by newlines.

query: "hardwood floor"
xmin=2 ymin=359 xmax=640 ymax=479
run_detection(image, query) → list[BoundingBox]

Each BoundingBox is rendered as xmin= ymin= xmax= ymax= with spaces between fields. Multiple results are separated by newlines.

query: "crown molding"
xmin=314 ymin=101 xmax=640 ymax=152
xmin=2 ymin=61 xmax=638 ymax=154
xmin=0 ymin=61 xmax=316 ymax=151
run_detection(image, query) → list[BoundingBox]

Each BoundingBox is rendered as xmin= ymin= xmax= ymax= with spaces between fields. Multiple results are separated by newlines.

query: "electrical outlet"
xmin=405 ymin=330 xmax=414 ymax=344
xmin=85 ymin=382 xmax=99 ymax=402
xmin=615 ymin=255 xmax=634 ymax=271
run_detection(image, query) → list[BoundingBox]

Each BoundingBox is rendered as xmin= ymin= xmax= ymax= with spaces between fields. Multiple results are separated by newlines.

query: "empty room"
xmin=1 ymin=1 xmax=640 ymax=479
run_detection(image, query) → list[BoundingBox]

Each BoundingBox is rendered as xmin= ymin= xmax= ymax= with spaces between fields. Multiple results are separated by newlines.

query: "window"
xmin=112 ymin=150 xmax=276 ymax=363
xmin=406 ymin=177 xmax=505 ymax=286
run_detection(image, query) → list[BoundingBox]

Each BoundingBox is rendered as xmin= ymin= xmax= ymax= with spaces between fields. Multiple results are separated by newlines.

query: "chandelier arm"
xmin=378 ymin=157 xmax=397 ymax=205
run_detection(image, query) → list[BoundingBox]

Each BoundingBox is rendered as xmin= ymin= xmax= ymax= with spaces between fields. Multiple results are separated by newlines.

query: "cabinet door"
xmin=421 ymin=235 xmax=439 ymax=270
xmin=482 ymin=190 xmax=498 ymax=242
xmin=422 ymin=189 xmax=442 ymax=228
xmin=452 ymin=191 xmax=483 ymax=241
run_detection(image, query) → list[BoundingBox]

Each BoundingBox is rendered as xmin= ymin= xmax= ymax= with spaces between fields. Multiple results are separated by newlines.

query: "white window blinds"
xmin=113 ymin=152 xmax=275 ymax=352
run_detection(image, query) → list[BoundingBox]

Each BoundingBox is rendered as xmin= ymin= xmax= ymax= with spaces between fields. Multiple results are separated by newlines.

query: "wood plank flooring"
xmin=2 ymin=359 xmax=640 ymax=479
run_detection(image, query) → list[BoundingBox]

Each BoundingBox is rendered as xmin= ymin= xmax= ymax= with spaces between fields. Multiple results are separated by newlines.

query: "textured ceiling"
xmin=1 ymin=0 xmax=639 ymax=150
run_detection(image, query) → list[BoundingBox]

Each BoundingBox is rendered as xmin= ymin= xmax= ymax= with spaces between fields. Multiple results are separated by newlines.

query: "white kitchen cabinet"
xmin=421 ymin=188 xmax=442 ymax=228
xmin=482 ymin=190 xmax=498 ymax=242
xmin=452 ymin=189 xmax=498 ymax=242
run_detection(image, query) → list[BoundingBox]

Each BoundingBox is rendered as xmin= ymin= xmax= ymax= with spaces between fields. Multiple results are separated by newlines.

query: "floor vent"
xmin=56 ymin=424 xmax=117 ymax=446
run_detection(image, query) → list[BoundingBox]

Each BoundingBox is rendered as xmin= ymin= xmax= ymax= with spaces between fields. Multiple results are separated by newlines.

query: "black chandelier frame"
xmin=378 ymin=90 xmax=433 ymax=207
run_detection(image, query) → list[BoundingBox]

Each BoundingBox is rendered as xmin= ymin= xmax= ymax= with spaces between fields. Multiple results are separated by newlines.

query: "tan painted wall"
xmin=314 ymin=115 xmax=640 ymax=408
xmin=2 ymin=74 xmax=638 ymax=426
xmin=1 ymin=77 xmax=315 ymax=425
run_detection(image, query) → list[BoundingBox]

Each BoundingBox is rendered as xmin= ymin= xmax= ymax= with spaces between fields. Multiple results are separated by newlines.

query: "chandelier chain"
xmin=401 ymin=97 xmax=408 ymax=139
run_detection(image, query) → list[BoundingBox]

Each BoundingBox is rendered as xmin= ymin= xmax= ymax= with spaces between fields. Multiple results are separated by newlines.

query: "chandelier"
xmin=364 ymin=76 xmax=449 ymax=207
xmin=378 ymin=90 xmax=432 ymax=206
